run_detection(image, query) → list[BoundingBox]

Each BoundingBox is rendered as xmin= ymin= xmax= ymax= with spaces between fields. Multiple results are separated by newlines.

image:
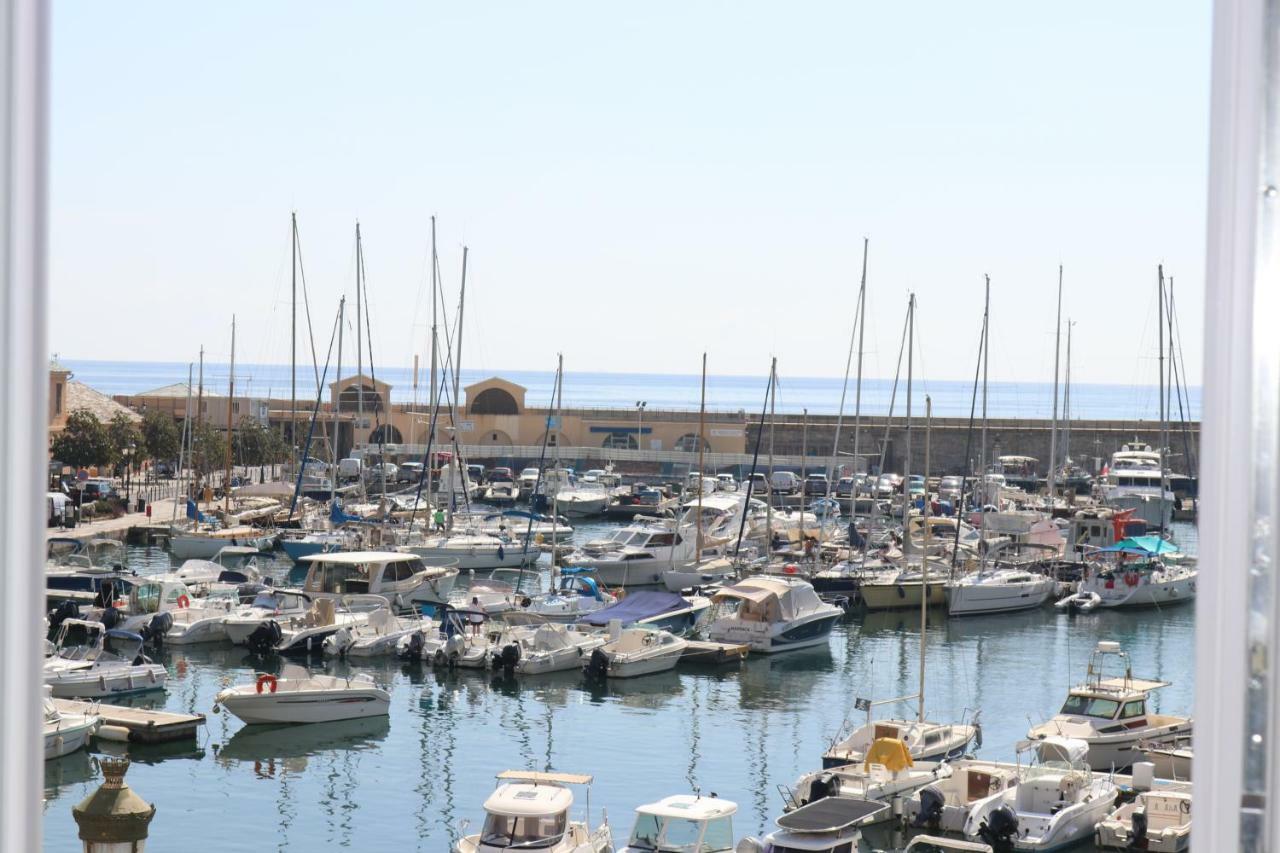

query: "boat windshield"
xmin=479 ymin=811 xmax=567 ymax=848
xmin=1061 ymin=694 xmax=1120 ymax=718
xmin=628 ymin=814 xmax=734 ymax=852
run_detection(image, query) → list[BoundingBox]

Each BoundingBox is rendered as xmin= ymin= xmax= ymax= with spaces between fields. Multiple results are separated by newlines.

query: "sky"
xmin=48 ymin=1 xmax=1211 ymax=390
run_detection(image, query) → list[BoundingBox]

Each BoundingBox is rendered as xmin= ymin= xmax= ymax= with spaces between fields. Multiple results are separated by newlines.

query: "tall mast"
xmin=355 ymin=222 xmax=364 ymax=447
xmin=224 ymin=316 xmax=236 ymax=516
xmin=426 ymin=216 xmax=438 ymax=507
xmin=920 ymin=393 xmax=931 ymax=723
xmin=766 ymin=361 xmax=776 ymax=560
xmin=173 ymin=362 xmax=193 ymax=523
xmin=196 ymin=346 xmax=204 ymax=432
xmin=902 ymin=294 xmax=915 ymax=566
xmin=1064 ymin=321 xmax=1073 ymax=466
xmin=851 ymin=238 xmax=868 ymax=492
xmin=696 ymin=353 xmax=707 ymax=556
xmin=454 ymin=246 xmax=468 ymax=418
xmin=332 ymin=297 xmax=345 ymax=505
xmin=979 ymin=277 xmax=990 ymax=571
xmin=1157 ymin=265 xmax=1167 ymax=536
xmin=1047 ymin=265 xmax=1063 ymax=504
xmin=290 ymin=212 xmax=297 ymax=472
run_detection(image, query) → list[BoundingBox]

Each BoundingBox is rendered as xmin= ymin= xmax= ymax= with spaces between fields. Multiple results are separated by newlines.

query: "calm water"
xmin=64 ymin=359 xmax=1201 ymax=421
xmin=41 ymin=522 xmax=1198 ymax=852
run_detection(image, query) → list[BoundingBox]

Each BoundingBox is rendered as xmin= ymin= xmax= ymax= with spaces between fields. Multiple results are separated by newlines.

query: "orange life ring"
xmin=784 ymin=564 xmax=798 ymax=575
xmin=176 ymin=594 xmax=191 ymax=609
xmin=256 ymin=673 xmax=278 ymax=694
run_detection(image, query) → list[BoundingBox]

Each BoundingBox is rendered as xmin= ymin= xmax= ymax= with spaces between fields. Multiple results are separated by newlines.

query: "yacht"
xmin=996 ymin=455 xmax=1041 ymax=493
xmin=622 ymin=794 xmax=738 ymax=852
xmin=214 ymin=663 xmax=390 ymax=725
xmin=963 ymin=737 xmax=1118 ymax=852
xmin=1055 ymin=536 xmax=1196 ymax=611
xmin=1027 ymin=641 xmax=1192 ymax=771
xmin=583 ymin=625 xmax=688 ymax=679
xmin=707 ymin=577 xmax=842 ymax=653
xmin=482 ymin=472 xmax=521 ymax=506
xmin=454 ymin=770 xmax=611 ymax=853
xmin=946 ymin=568 xmax=1056 ymax=617
xmin=43 ymin=687 xmax=98 ymax=760
xmin=555 ymin=482 xmax=611 ymax=518
xmin=300 ymin=550 xmax=458 ymax=608
xmin=559 ymin=520 xmax=706 ymax=587
xmin=577 ymin=590 xmax=711 ymax=635
xmin=404 ymin=531 xmax=539 ymax=572
xmin=44 ymin=621 xmax=167 ymax=698
xmin=1098 ymin=443 xmax=1176 ymax=528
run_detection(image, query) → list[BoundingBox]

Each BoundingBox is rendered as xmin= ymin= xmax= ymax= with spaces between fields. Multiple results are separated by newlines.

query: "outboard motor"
xmin=246 ymin=620 xmax=283 ymax=656
xmin=47 ymin=600 xmax=79 ymax=632
xmin=1129 ymin=809 xmax=1149 ymax=850
xmin=496 ymin=643 xmax=520 ymax=676
xmin=911 ymin=784 xmax=946 ymax=828
xmin=100 ymin=606 xmax=122 ymax=630
xmin=140 ymin=611 xmax=174 ymax=648
xmin=976 ymin=804 xmax=1019 ymax=853
xmin=400 ymin=631 xmax=425 ymax=662
xmin=806 ymin=773 xmax=837 ymax=805
xmin=585 ymin=647 xmax=610 ymax=679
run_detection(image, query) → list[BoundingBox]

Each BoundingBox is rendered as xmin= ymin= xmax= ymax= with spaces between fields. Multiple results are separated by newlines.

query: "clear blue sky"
xmin=49 ymin=1 xmax=1210 ymax=389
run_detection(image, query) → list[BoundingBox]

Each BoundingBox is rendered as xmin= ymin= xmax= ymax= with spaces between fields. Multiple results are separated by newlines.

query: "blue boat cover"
xmin=577 ymin=590 xmax=686 ymax=626
xmin=186 ymin=499 xmax=216 ymax=523
xmin=1099 ymin=535 xmax=1179 ymax=556
xmin=330 ymin=501 xmax=365 ymax=525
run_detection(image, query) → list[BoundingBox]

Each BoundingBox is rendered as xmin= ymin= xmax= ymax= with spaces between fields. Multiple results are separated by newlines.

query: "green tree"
xmin=51 ymin=409 xmax=112 ymax=470
xmin=234 ymin=417 xmax=288 ymax=465
xmin=141 ymin=410 xmax=181 ymax=464
xmin=190 ymin=422 xmax=227 ymax=480
xmin=106 ymin=413 xmax=143 ymax=474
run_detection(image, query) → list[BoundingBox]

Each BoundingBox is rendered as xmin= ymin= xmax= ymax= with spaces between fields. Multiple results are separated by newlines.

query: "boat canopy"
xmin=712 ymin=577 xmax=824 ymax=622
xmin=577 ymin=590 xmax=689 ymax=627
xmin=496 ymin=769 xmax=592 ymax=785
xmin=1098 ymin=536 xmax=1179 ymax=556
xmin=1021 ymin=736 xmax=1089 ymax=766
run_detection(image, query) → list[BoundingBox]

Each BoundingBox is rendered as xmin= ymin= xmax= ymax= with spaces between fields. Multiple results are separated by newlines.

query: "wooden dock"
xmin=681 ymin=640 xmax=749 ymax=665
xmin=53 ymin=698 xmax=205 ymax=744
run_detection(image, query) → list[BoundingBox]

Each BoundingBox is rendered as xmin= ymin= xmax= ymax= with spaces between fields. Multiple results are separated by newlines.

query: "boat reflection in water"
xmin=214 ymin=715 xmax=391 ymax=776
xmin=43 ymin=749 xmax=97 ymax=800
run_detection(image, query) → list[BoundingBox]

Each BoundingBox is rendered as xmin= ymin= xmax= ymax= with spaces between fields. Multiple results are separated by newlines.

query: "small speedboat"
xmin=577 ymin=590 xmax=710 ymax=636
xmin=823 ymin=714 xmax=980 ymax=768
xmin=792 ymin=738 xmax=955 ymax=811
xmin=519 ymin=569 xmax=616 ymax=622
xmin=223 ymin=588 xmax=313 ymax=646
xmin=43 ymin=687 xmax=98 ymax=760
xmin=322 ymin=607 xmax=432 ymax=658
xmin=214 ymin=664 xmax=390 ymax=725
xmin=583 ymin=624 xmax=687 ymax=679
xmin=1095 ymin=785 xmax=1192 ymax=852
xmin=44 ymin=620 xmax=167 ymax=698
xmin=621 ymin=794 xmax=738 ymax=852
xmin=489 ymin=618 xmax=606 ymax=676
xmin=902 ymin=759 xmax=1022 ymax=834
xmin=454 ymin=770 xmax=611 ymax=853
xmin=271 ymin=595 xmax=390 ymax=656
xmin=397 ymin=606 xmax=494 ymax=669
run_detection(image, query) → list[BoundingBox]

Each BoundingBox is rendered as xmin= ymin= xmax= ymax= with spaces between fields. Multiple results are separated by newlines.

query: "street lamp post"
xmin=635 ymin=401 xmax=647 ymax=455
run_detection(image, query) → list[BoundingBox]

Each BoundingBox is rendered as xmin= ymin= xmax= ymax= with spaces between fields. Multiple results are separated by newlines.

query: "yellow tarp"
xmin=864 ymin=737 xmax=914 ymax=773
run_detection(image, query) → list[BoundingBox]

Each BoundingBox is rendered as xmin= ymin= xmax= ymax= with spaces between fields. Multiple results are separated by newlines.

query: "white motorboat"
xmin=519 ymin=568 xmax=617 ymax=622
xmin=946 ymin=568 xmax=1056 ymax=617
xmin=397 ymin=606 xmax=494 ymax=669
xmin=963 ymin=737 xmax=1118 ymax=852
xmin=662 ymin=557 xmax=737 ymax=592
xmin=322 ymin=606 xmax=433 ymax=658
xmin=44 ymin=621 xmax=167 ymax=698
xmin=560 ymin=518 xmax=725 ymax=587
xmin=622 ymin=794 xmax=738 ymax=852
xmin=1028 ymin=641 xmax=1192 ymax=771
xmin=404 ymin=531 xmax=539 ymax=572
xmin=792 ymin=738 xmax=955 ymax=810
xmin=738 ymin=797 xmax=889 ymax=853
xmin=214 ymin=663 xmax=390 ymax=725
xmin=901 ymin=759 xmax=1023 ymax=834
xmin=489 ymin=618 xmax=606 ymax=676
xmin=222 ymin=588 xmax=313 ymax=646
xmin=1095 ymin=784 xmax=1192 ymax=852
xmin=1098 ymin=443 xmax=1176 ymax=528
xmin=1140 ymin=737 xmax=1192 ymax=780
xmin=1055 ymin=537 xmax=1196 ymax=611
xmin=482 ymin=476 xmax=521 ymax=506
xmin=454 ymin=770 xmax=611 ymax=853
xmin=554 ymin=483 xmax=611 ymax=518
xmin=300 ymin=550 xmax=458 ymax=608
xmin=707 ymin=576 xmax=842 ymax=653
xmin=43 ymin=687 xmax=98 ymax=760
xmin=271 ymin=595 xmax=390 ymax=656
xmin=583 ymin=624 xmax=687 ymax=679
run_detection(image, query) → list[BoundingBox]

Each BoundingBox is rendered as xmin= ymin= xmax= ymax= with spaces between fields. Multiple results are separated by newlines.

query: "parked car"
xmin=338 ymin=457 xmax=363 ymax=482
xmin=153 ymin=460 xmax=176 ymax=480
xmin=938 ymin=475 xmax=965 ymax=502
xmin=802 ymin=473 xmax=829 ymax=496
xmin=835 ymin=476 xmax=857 ymax=498
xmin=874 ymin=474 xmax=900 ymax=498
xmin=77 ymin=479 xmax=118 ymax=501
xmin=743 ymin=472 xmax=769 ymax=495
xmin=489 ymin=467 xmax=514 ymax=482
xmin=467 ymin=463 xmax=486 ymax=485
xmin=770 ymin=471 xmax=801 ymax=495
xmin=715 ymin=473 xmax=738 ymax=491
xmin=397 ymin=461 xmax=424 ymax=483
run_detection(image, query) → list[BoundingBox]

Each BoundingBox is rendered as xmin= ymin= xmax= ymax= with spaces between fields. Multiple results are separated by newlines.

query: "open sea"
xmin=41 ymin=520 xmax=1198 ymax=852
xmin=64 ymin=360 xmax=1201 ymax=421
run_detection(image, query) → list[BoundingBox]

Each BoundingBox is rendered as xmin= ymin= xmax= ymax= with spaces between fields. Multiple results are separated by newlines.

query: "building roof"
xmin=49 ymin=357 xmax=70 ymax=375
xmin=135 ymin=382 xmax=222 ymax=399
xmin=64 ymin=381 xmax=141 ymax=424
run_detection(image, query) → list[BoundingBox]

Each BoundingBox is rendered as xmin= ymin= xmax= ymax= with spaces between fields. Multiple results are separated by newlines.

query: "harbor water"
xmin=41 ymin=522 xmax=1197 ymax=851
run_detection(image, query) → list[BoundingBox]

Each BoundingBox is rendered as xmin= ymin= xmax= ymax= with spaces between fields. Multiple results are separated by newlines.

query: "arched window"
xmin=339 ymin=384 xmax=384 ymax=413
xmin=601 ymin=433 xmax=637 ymax=450
xmin=369 ymin=424 xmax=402 ymax=445
xmin=470 ymin=388 xmax=519 ymax=415
xmin=674 ymin=433 xmax=709 ymax=452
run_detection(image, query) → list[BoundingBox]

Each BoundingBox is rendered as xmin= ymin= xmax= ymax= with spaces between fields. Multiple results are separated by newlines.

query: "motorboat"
xmin=622 ymin=794 xmax=738 ymax=852
xmin=482 ymin=473 xmax=521 ymax=506
xmin=1055 ymin=537 xmax=1196 ymax=611
xmin=519 ymin=568 xmax=617 ymax=622
xmin=553 ymin=482 xmax=611 ymax=518
xmin=322 ymin=606 xmax=433 ymax=658
xmin=397 ymin=605 xmax=494 ymax=669
xmin=450 ymin=568 xmax=543 ymax=616
xmin=517 ymin=467 xmax=541 ymax=498
xmin=489 ymin=617 xmax=607 ymax=676
xmin=901 ymin=759 xmax=1023 ymax=834
xmin=559 ymin=520 xmax=709 ymax=587
xmin=1140 ymin=736 xmax=1192 ymax=780
xmin=223 ymin=588 xmax=314 ymax=646
xmin=577 ymin=590 xmax=711 ymax=635
xmin=737 ymin=797 xmax=889 ymax=853
xmin=404 ymin=531 xmax=539 ymax=572
xmin=606 ymin=484 xmax=677 ymax=521
xmin=1098 ymin=443 xmax=1176 ymax=528
xmin=1095 ymin=784 xmax=1192 ymax=851
xmin=662 ymin=557 xmax=737 ymax=593
xmin=996 ymin=455 xmax=1041 ymax=493
xmin=161 ymin=544 xmax=263 ymax=588
xmin=792 ymin=738 xmax=955 ymax=810
xmin=300 ymin=550 xmax=458 ymax=608
xmin=946 ymin=568 xmax=1055 ymax=617
xmin=214 ymin=663 xmax=390 ymax=725
xmin=169 ymin=503 xmax=277 ymax=559
xmin=903 ymin=837 xmax=994 ymax=853
xmin=280 ymin=528 xmax=355 ymax=563
xmin=271 ymin=595 xmax=392 ymax=656
xmin=460 ymin=510 xmax=574 ymax=543
xmin=583 ymin=624 xmax=688 ymax=679
xmin=1028 ymin=641 xmax=1192 ymax=771
xmin=855 ymin=561 xmax=951 ymax=611
xmin=707 ymin=576 xmax=842 ymax=653
xmin=963 ymin=737 xmax=1118 ymax=852
xmin=44 ymin=621 xmax=167 ymax=698
xmin=43 ymin=687 xmax=98 ymax=760
xmin=822 ymin=709 xmax=980 ymax=768
xmin=454 ymin=770 xmax=611 ymax=853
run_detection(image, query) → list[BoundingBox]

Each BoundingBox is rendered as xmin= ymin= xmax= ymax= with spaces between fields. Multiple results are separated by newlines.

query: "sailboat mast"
xmin=1047 ymin=265 xmax=1063 ymax=503
xmin=696 ymin=353 xmax=707 ymax=555
xmin=920 ymin=393 xmax=931 ymax=723
xmin=173 ymin=362 xmax=193 ymax=523
xmin=454 ymin=246 xmax=468 ymax=418
xmin=426 ymin=217 xmax=438 ymax=507
xmin=196 ymin=346 xmax=204 ymax=432
xmin=902 ymin=294 xmax=914 ymax=564
xmin=1157 ymin=265 xmax=1167 ymax=535
xmin=851 ymin=238 xmax=868 ymax=492
xmin=979 ymin=278 xmax=990 ymax=571
xmin=356 ymin=223 xmax=364 ymax=452
xmin=766 ymin=361 xmax=776 ymax=560
xmin=1064 ymin=321 xmax=1073 ymax=466
xmin=332 ymin=297 xmax=345 ymax=505
xmin=291 ymin=212 xmax=297 ymax=472
xmin=224 ymin=316 xmax=236 ymax=516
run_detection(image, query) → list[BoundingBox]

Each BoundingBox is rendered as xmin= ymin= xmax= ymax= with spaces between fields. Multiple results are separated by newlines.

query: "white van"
xmin=338 ymin=458 xmax=363 ymax=481
xmin=770 ymin=471 xmax=801 ymax=494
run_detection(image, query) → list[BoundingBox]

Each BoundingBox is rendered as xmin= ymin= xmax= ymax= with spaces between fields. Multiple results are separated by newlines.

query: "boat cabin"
xmin=626 ymin=795 xmax=737 ymax=852
xmin=300 ymin=551 xmax=441 ymax=598
xmin=555 ymin=569 xmax=607 ymax=601
xmin=1052 ymin=641 xmax=1169 ymax=726
xmin=465 ymin=770 xmax=597 ymax=852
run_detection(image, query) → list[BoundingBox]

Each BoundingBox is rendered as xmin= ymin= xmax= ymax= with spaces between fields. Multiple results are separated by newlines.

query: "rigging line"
xmin=734 ymin=359 xmax=775 ymax=559
xmin=861 ymin=300 xmax=912 ymax=573
xmin=820 ymin=257 xmax=866 ymax=532
xmin=952 ymin=304 xmax=987 ymax=570
xmin=1168 ymin=285 xmax=1198 ymax=475
xmin=288 ymin=305 xmax=342 ymax=519
xmin=293 ymin=220 xmax=322 ymax=395
xmin=516 ymin=364 xmax=563 ymax=578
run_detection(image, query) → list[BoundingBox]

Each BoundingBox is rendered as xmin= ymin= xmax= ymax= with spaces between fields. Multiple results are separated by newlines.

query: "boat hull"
xmin=44 ymin=716 xmax=97 ymax=760
xmin=708 ymin=611 xmax=840 ymax=654
xmin=857 ymin=581 xmax=947 ymax=611
xmin=218 ymin=688 xmax=390 ymax=725
xmin=946 ymin=580 xmax=1055 ymax=616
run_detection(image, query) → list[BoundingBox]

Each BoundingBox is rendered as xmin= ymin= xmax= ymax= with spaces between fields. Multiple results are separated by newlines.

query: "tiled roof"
xmin=65 ymin=381 xmax=141 ymax=424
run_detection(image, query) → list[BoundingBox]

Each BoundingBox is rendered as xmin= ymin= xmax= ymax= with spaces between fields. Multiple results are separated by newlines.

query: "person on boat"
xmin=468 ymin=598 xmax=484 ymax=636
xmin=433 ymin=508 xmax=446 ymax=532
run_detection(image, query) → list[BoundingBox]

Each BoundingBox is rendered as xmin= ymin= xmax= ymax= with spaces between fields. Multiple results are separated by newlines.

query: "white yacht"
xmin=622 ymin=794 xmax=738 ymax=852
xmin=963 ymin=737 xmax=1117 ymax=852
xmin=1028 ymin=641 xmax=1192 ymax=771
xmin=707 ymin=576 xmax=842 ymax=653
xmin=1098 ymin=443 xmax=1176 ymax=528
xmin=214 ymin=664 xmax=390 ymax=725
xmin=946 ymin=568 xmax=1056 ymax=617
xmin=454 ymin=771 xmax=611 ymax=853
xmin=560 ymin=520 xmax=707 ymax=587
xmin=300 ymin=550 xmax=458 ymax=608
xmin=583 ymin=624 xmax=688 ymax=679
xmin=554 ymin=482 xmax=611 ymax=518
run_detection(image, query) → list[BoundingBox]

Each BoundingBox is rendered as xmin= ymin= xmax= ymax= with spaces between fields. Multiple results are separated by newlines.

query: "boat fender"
xmin=96 ymin=724 xmax=130 ymax=743
xmin=176 ymin=594 xmax=191 ymax=609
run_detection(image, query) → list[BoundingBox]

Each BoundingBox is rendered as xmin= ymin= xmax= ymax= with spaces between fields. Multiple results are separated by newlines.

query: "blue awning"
xmin=577 ymin=590 xmax=686 ymax=627
xmin=1098 ymin=535 xmax=1179 ymax=556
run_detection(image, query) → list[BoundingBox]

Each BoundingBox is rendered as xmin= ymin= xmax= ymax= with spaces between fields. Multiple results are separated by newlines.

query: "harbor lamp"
xmin=71 ymin=758 xmax=156 ymax=852
xmin=635 ymin=401 xmax=647 ymax=452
